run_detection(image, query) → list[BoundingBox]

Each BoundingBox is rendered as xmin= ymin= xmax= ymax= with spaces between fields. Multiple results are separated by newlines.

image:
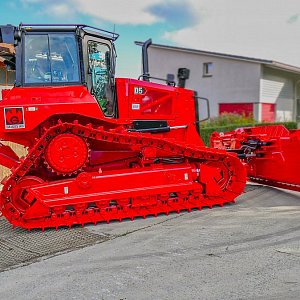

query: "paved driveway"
xmin=0 ymin=184 xmax=299 ymax=300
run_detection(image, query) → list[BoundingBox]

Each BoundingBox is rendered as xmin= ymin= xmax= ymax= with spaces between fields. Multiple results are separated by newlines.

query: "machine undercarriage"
xmin=1 ymin=121 xmax=246 ymax=230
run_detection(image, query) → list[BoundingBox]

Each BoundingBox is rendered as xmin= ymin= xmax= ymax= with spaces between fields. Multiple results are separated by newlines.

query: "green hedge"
xmin=253 ymin=121 xmax=297 ymax=130
xmin=200 ymin=121 xmax=298 ymax=146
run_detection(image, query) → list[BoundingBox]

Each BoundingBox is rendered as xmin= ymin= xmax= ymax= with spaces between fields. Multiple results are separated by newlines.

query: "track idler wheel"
xmin=11 ymin=176 xmax=44 ymax=213
xmin=44 ymin=133 xmax=88 ymax=175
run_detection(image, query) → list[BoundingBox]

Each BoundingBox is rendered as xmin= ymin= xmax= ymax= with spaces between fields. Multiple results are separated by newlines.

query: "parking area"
xmin=0 ymin=184 xmax=299 ymax=300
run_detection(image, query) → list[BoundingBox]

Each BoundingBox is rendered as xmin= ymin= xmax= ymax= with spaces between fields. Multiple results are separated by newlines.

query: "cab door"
xmin=82 ymin=35 xmax=115 ymax=116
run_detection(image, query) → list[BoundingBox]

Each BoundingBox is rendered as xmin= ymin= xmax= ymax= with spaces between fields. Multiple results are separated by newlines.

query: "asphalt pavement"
xmin=0 ymin=184 xmax=299 ymax=300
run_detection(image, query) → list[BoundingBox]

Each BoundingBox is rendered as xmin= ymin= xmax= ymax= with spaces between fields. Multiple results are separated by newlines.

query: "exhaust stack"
xmin=142 ymin=39 xmax=152 ymax=81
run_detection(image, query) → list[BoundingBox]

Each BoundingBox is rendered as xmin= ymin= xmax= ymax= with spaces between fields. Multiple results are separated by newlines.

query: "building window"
xmin=203 ymin=62 xmax=213 ymax=77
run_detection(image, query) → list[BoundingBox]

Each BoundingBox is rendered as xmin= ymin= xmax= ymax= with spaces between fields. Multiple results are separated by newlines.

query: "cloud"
xmin=163 ymin=0 xmax=300 ymax=67
xmin=71 ymin=0 xmax=162 ymax=25
xmin=21 ymin=0 xmax=166 ymax=25
xmin=19 ymin=0 xmax=300 ymax=68
xmin=47 ymin=4 xmax=74 ymax=17
xmin=148 ymin=2 xmax=197 ymax=28
xmin=21 ymin=0 xmax=194 ymax=26
xmin=21 ymin=0 xmax=44 ymax=3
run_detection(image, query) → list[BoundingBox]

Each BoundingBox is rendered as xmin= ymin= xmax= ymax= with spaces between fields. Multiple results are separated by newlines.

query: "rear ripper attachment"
xmin=211 ymin=125 xmax=300 ymax=192
xmin=0 ymin=122 xmax=246 ymax=230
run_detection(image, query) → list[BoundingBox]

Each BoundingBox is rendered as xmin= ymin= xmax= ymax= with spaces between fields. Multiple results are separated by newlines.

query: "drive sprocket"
xmin=44 ymin=133 xmax=88 ymax=175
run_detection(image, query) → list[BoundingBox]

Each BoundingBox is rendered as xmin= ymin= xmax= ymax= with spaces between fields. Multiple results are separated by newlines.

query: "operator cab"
xmin=3 ymin=24 xmax=118 ymax=116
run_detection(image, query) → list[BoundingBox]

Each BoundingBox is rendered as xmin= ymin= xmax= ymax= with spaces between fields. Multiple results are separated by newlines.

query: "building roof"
xmin=135 ymin=41 xmax=300 ymax=75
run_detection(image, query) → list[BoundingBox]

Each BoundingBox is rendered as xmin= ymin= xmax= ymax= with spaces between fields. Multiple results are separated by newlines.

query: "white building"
xmin=139 ymin=42 xmax=300 ymax=124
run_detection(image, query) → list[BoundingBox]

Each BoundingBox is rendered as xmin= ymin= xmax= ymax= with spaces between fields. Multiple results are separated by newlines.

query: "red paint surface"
xmin=1 ymin=89 xmax=11 ymax=99
xmin=211 ymin=125 xmax=300 ymax=192
xmin=219 ymin=103 xmax=253 ymax=116
xmin=261 ymin=103 xmax=275 ymax=122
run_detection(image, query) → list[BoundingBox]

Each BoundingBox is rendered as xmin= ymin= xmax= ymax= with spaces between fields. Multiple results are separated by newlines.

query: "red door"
xmin=219 ymin=103 xmax=253 ymax=116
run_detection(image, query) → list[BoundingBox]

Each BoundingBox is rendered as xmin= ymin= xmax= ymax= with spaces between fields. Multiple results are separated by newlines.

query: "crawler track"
xmin=0 ymin=122 xmax=246 ymax=230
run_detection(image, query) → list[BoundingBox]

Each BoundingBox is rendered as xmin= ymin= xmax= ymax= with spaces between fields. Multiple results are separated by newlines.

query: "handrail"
xmin=138 ymin=74 xmax=176 ymax=86
xmin=19 ymin=23 xmax=119 ymax=40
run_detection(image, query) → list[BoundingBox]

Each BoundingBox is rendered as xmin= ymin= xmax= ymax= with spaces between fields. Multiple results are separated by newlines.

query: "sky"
xmin=1 ymin=0 xmax=300 ymax=77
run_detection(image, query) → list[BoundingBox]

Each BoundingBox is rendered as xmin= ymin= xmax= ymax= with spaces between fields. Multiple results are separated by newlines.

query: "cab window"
xmin=88 ymin=41 xmax=112 ymax=115
xmin=24 ymin=33 xmax=80 ymax=84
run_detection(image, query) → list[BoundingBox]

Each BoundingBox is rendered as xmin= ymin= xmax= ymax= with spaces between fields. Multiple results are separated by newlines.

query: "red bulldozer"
xmin=0 ymin=24 xmax=246 ymax=230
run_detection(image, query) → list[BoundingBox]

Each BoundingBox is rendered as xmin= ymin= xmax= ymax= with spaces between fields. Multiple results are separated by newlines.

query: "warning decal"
xmin=4 ymin=107 xmax=25 ymax=129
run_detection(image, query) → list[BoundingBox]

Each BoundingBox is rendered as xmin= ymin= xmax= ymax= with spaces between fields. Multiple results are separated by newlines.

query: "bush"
xmin=199 ymin=114 xmax=297 ymax=146
xmin=254 ymin=121 xmax=297 ymax=130
xmin=201 ymin=113 xmax=255 ymax=128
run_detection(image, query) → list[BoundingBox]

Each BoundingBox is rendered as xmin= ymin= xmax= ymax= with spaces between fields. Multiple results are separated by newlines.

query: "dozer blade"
xmin=211 ymin=125 xmax=300 ymax=192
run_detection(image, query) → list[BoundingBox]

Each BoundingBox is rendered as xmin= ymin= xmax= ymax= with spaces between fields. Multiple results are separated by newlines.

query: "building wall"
xmin=148 ymin=47 xmax=261 ymax=120
xmin=260 ymin=67 xmax=300 ymax=122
